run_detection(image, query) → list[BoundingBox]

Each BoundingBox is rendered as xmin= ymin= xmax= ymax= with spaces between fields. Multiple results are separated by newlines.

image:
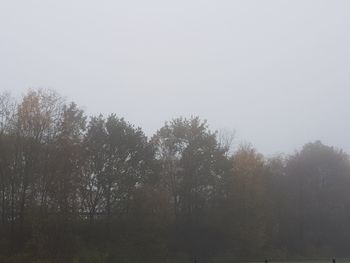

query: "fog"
xmin=1 ymin=0 xmax=349 ymax=154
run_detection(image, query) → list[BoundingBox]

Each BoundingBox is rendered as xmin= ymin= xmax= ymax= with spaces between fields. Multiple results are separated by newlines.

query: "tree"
xmin=152 ymin=116 xmax=231 ymax=260
xmin=0 ymin=92 xmax=16 ymax=226
xmin=14 ymin=89 xmax=63 ymax=228
xmin=80 ymin=114 xmax=153 ymax=220
xmin=284 ymin=141 xmax=350 ymax=255
xmin=103 ymin=114 xmax=152 ymax=217
xmin=223 ymin=144 xmax=270 ymax=257
xmin=80 ymin=115 xmax=107 ymax=222
xmin=50 ymin=102 xmax=86 ymax=219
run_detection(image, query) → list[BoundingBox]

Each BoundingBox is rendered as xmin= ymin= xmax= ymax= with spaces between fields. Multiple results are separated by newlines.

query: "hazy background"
xmin=0 ymin=0 xmax=349 ymax=155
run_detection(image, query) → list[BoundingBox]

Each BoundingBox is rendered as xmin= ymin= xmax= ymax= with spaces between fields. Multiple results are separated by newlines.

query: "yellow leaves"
xmin=232 ymin=145 xmax=265 ymax=179
xmin=17 ymin=89 xmax=64 ymax=141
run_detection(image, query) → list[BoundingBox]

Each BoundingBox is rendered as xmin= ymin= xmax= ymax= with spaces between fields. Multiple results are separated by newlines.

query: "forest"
xmin=0 ymin=89 xmax=350 ymax=263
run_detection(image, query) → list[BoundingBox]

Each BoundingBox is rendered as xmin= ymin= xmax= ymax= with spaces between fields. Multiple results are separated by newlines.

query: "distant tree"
xmin=2 ymin=88 xmax=350 ymax=262
xmin=80 ymin=115 xmax=107 ymax=222
xmin=103 ymin=114 xmax=152 ymax=217
xmin=223 ymin=144 xmax=270 ymax=257
xmin=284 ymin=141 xmax=350 ymax=255
xmin=14 ymin=89 xmax=64 ymax=228
xmin=50 ymin=102 xmax=86 ymax=219
xmin=152 ymin=117 xmax=226 ymax=219
xmin=152 ymin=116 xmax=231 ymax=260
xmin=0 ymin=92 xmax=16 ymax=226
xmin=80 ymin=114 xmax=152 ymax=221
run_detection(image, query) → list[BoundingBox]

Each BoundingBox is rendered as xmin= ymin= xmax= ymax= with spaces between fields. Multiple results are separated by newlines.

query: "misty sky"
xmin=1 ymin=0 xmax=349 ymax=155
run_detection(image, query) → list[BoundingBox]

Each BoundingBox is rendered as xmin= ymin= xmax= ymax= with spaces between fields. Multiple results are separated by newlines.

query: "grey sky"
xmin=1 ymin=0 xmax=349 ymax=155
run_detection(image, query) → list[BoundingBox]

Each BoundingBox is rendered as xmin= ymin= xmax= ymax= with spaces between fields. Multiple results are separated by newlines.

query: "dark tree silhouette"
xmin=0 ymin=89 xmax=349 ymax=262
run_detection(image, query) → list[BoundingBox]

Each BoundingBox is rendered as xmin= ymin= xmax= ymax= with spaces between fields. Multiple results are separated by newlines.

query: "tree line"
xmin=0 ymin=89 xmax=350 ymax=263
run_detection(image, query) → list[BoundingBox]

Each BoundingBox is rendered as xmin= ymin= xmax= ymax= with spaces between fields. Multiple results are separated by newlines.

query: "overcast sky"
xmin=1 ymin=0 xmax=349 ymax=155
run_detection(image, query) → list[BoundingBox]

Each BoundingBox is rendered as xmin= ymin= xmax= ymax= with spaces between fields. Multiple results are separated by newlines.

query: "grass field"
xmin=231 ymin=262 xmax=350 ymax=263
xmin=168 ymin=260 xmax=350 ymax=263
